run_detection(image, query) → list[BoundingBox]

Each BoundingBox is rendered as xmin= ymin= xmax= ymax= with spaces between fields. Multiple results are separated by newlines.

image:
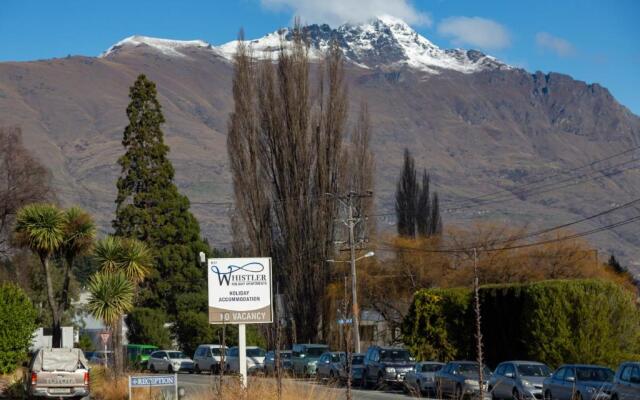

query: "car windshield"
xmin=576 ymin=368 xmax=614 ymax=382
xmin=306 ymin=347 xmax=328 ymax=357
xmin=422 ymin=364 xmax=443 ymax=372
xmin=517 ymin=364 xmax=551 ymax=377
xmin=352 ymin=356 xmax=364 ymax=365
xmin=459 ymin=364 xmax=492 ymax=377
xmin=380 ymin=350 xmax=411 ymax=362
xmin=280 ymin=352 xmax=291 ymax=359
xmin=142 ymin=348 xmax=156 ymax=355
xmin=168 ymin=352 xmax=186 ymax=359
xmin=247 ymin=348 xmax=265 ymax=357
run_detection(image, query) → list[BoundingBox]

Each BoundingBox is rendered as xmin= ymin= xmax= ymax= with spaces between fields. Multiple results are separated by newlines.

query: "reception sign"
xmin=207 ymin=258 xmax=273 ymax=324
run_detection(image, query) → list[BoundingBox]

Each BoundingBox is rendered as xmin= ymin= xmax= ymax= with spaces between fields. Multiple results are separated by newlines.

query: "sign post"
xmin=207 ymin=258 xmax=273 ymax=388
xmin=100 ymin=331 xmax=110 ymax=367
xmin=128 ymin=374 xmax=177 ymax=400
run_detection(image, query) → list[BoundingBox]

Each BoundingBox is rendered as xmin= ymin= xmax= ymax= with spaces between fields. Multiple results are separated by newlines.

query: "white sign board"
xmin=207 ymin=257 xmax=273 ymax=324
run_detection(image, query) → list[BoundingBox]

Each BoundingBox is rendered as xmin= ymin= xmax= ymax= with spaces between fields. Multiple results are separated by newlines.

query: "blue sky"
xmin=1 ymin=0 xmax=639 ymax=114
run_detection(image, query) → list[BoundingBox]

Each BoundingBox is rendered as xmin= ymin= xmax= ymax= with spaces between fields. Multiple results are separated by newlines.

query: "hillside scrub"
xmin=402 ymin=279 xmax=640 ymax=367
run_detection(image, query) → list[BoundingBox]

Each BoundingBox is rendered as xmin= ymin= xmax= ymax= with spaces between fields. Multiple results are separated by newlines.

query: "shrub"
xmin=0 ymin=282 xmax=37 ymax=374
xmin=402 ymin=287 xmax=472 ymax=361
xmin=125 ymin=307 xmax=172 ymax=349
xmin=403 ymin=279 xmax=640 ymax=368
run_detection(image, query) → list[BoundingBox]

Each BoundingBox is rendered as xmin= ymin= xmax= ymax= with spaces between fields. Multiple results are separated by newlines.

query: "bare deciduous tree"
xmin=228 ymin=25 xmax=370 ymax=343
xmin=0 ymin=127 xmax=52 ymax=258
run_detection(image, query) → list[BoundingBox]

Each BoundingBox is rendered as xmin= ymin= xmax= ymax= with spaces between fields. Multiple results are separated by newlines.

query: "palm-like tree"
xmin=87 ymin=271 xmax=134 ymax=326
xmin=91 ymin=236 xmax=152 ymax=375
xmin=14 ymin=203 xmax=65 ymax=347
xmin=95 ymin=236 xmax=151 ymax=283
xmin=59 ymin=207 xmax=96 ymax=316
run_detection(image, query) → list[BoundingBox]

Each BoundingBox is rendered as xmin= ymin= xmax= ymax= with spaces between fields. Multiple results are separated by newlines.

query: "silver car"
xmin=610 ymin=362 xmax=639 ymax=400
xmin=435 ymin=361 xmax=492 ymax=399
xmin=543 ymin=364 xmax=614 ymax=400
xmin=316 ymin=352 xmax=345 ymax=382
xmin=225 ymin=346 xmax=266 ymax=374
xmin=264 ymin=350 xmax=293 ymax=375
xmin=404 ymin=361 xmax=444 ymax=396
xmin=193 ymin=344 xmax=227 ymax=374
xmin=490 ymin=361 xmax=551 ymax=399
xmin=148 ymin=350 xmax=194 ymax=373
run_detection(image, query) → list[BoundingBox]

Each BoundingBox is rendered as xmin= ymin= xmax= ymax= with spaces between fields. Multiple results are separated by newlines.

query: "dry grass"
xmin=89 ymin=368 xmax=339 ymax=400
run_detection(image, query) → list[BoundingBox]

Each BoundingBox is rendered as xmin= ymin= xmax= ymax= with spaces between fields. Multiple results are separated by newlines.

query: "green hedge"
xmin=402 ymin=279 xmax=640 ymax=368
xmin=0 ymin=283 xmax=37 ymax=374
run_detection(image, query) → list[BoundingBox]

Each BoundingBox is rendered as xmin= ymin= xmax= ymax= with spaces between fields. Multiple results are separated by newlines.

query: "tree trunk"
xmin=112 ymin=318 xmax=124 ymax=377
xmin=41 ymin=256 xmax=61 ymax=347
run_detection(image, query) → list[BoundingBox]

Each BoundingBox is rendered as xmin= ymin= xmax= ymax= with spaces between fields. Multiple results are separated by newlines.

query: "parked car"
xmin=88 ymin=350 xmax=113 ymax=367
xmin=193 ymin=344 xmax=227 ymax=374
xmin=543 ymin=364 xmax=614 ymax=400
xmin=490 ymin=361 xmax=551 ymax=400
xmin=264 ymin=350 xmax=293 ymax=376
xmin=25 ymin=348 xmax=90 ymax=399
xmin=148 ymin=350 xmax=194 ymax=373
xmin=404 ymin=361 xmax=445 ymax=396
xmin=292 ymin=344 xmax=330 ymax=377
xmin=611 ymin=362 xmax=640 ymax=400
xmin=225 ymin=346 xmax=266 ymax=374
xmin=316 ymin=352 xmax=345 ymax=382
xmin=362 ymin=346 xmax=415 ymax=389
xmin=126 ymin=344 xmax=158 ymax=368
xmin=338 ymin=353 xmax=366 ymax=386
xmin=434 ymin=361 xmax=492 ymax=399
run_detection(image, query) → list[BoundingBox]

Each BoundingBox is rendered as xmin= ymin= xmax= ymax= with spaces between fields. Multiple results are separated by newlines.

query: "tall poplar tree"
xmin=113 ymin=74 xmax=209 ymax=317
xmin=395 ymin=149 xmax=418 ymax=237
xmin=395 ymin=149 xmax=443 ymax=238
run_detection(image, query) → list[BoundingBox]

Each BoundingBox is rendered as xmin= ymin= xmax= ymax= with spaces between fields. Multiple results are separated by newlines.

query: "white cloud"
xmin=260 ymin=0 xmax=431 ymax=27
xmin=437 ymin=16 xmax=511 ymax=50
xmin=535 ymin=32 xmax=576 ymax=57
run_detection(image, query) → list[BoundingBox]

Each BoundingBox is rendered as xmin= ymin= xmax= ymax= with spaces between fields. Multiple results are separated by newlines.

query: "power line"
xmin=375 ymin=212 xmax=640 ymax=254
xmin=444 ymin=145 xmax=640 ymax=206
xmin=445 ymin=157 xmax=640 ymax=211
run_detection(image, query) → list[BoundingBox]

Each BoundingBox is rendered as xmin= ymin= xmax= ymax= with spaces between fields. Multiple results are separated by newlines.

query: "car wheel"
xmin=168 ymin=365 xmax=174 ymax=373
xmin=454 ymin=384 xmax=463 ymax=400
xmin=360 ymin=373 xmax=368 ymax=389
xmin=513 ymin=388 xmax=521 ymax=400
xmin=194 ymin=364 xmax=201 ymax=374
xmin=376 ymin=373 xmax=386 ymax=390
xmin=571 ymin=392 xmax=583 ymax=400
xmin=329 ymin=370 xmax=336 ymax=384
xmin=150 ymin=363 xmax=156 ymax=373
xmin=544 ymin=390 xmax=553 ymax=400
xmin=415 ymin=380 xmax=422 ymax=396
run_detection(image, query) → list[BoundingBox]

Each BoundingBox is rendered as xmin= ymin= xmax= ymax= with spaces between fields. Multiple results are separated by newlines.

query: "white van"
xmin=193 ymin=344 xmax=227 ymax=374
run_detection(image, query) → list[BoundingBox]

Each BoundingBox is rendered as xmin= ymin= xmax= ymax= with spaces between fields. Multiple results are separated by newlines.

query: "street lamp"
xmin=326 ymin=250 xmax=375 ymax=353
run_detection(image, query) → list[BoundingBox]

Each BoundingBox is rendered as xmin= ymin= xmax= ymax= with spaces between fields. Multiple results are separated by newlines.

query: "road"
xmin=176 ymin=373 xmax=431 ymax=400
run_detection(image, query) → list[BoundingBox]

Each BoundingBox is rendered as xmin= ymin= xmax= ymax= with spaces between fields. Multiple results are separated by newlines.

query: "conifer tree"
xmin=416 ymin=170 xmax=431 ymax=237
xmin=113 ymin=74 xmax=209 ymax=316
xmin=396 ymin=149 xmax=418 ymax=237
xmin=395 ymin=149 xmax=443 ymax=238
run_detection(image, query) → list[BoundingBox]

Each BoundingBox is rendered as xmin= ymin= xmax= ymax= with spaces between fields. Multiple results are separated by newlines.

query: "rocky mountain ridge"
xmin=2 ymin=18 xmax=640 ymax=272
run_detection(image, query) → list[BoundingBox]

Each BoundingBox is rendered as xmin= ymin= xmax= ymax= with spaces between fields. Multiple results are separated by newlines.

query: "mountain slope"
xmin=2 ymin=18 xmax=640 ymax=271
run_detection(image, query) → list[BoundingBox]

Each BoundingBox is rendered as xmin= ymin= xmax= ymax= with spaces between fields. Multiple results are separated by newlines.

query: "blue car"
xmin=543 ymin=364 xmax=614 ymax=400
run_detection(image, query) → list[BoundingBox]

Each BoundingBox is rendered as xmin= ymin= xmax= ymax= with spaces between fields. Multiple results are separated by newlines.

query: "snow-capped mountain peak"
xmin=100 ymin=35 xmax=212 ymax=58
xmin=218 ymin=16 xmax=509 ymax=74
xmin=101 ymin=18 xmax=510 ymax=74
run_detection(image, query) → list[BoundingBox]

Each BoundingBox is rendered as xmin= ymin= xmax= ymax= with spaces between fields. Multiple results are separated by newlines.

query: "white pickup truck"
xmin=26 ymin=348 xmax=90 ymax=399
